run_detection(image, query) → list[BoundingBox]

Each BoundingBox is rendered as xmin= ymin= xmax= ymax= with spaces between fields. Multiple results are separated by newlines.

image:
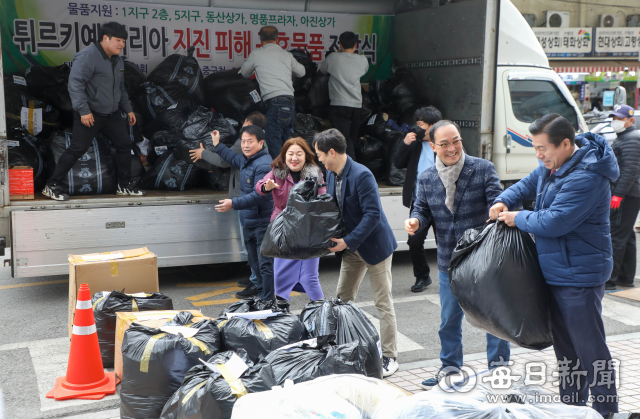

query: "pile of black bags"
xmin=91 ymin=290 xmax=174 ymax=367
xmin=7 ymin=127 xmax=46 ymax=189
xmin=160 ymin=349 xmax=276 ymax=419
xmin=120 ymin=312 xmax=221 ymax=419
xmin=264 ymin=335 xmax=366 ymax=385
xmin=148 ymin=47 xmax=205 ymax=105
xmin=301 ymin=298 xmax=384 ymax=379
xmin=449 ymin=221 xmax=553 ymax=350
xmin=261 ymin=177 xmax=346 ymax=259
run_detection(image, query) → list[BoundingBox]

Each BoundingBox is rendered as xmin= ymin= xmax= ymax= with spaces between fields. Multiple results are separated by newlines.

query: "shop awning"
xmin=550 ymin=60 xmax=638 ymax=74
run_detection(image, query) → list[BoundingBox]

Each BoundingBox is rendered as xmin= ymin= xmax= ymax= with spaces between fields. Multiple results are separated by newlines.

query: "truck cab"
xmin=0 ymin=0 xmax=585 ymax=277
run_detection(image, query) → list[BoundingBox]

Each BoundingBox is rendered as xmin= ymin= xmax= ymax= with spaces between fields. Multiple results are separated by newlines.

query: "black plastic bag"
xmin=214 ymin=297 xmax=277 ymax=327
xmin=300 ymin=298 xmax=383 ymax=379
xmin=120 ymin=312 xmax=222 ymax=419
xmin=208 ymin=81 xmax=265 ymax=124
xmin=219 ymin=312 xmax=306 ymax=363
xmin=260 ymin=177 xmax=346 ymax=260
xmin=291 ymin=49 xmax=317 ymax=93
xmin=124 ymin=61 xmax=147 ymax=97
xmin=203 ymin=167 xmax=231 ymax=191
xmin=160 ymin=349 xmax=276 ymax=419
xmin=148 ymin=47 xmax=205 ymax=104
xmin=264 ymin=335 xmax=366 ymax=385
xmin=8 ymin=127 xmax=46 ymax=189
xmin=355 ymin=136 xmax=386 ymax=180
xmin=40 ymin=85 xmax=73 ymax=122
xmin=203 ymin=68 xmax=247 ymax=97
xmin=372 ymin=66 xmax=420 ymax=116
xmin=137 ymin=82 xmax=196 ymax=135
xmin=148 ymin=129 xmax=181 ymax=165
xmin=47 ymin=131 xmax=117 ymax=195
xmin=91 ymin=291 xmax=174 ymax=368
xmin=449 ymin=222 xmax=553 ymax=350
xmin=140 ymin=152 xmax=201 ymax=191
xmin=309 ymin=73 xmax=330 ymax=118
xmin=384 ymin=135 xmax=407 ymax=186
xmin=181 ymin=107 xmax=237 ymax=150
xmin=24 ymin=64 xmax=70 ymax=91
xmin=292 ymin=113 xmax=322 ymax=149
xmin=4 ymin=77 xmax=61 ymax=138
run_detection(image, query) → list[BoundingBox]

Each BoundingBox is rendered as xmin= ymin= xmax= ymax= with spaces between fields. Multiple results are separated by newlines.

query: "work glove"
xmin=611 ymin=196 xmax=623 ymax=210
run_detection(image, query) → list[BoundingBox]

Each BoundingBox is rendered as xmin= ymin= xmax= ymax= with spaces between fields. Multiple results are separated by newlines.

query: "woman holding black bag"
xmin=256 ymin=137 xmax=326 ymax=311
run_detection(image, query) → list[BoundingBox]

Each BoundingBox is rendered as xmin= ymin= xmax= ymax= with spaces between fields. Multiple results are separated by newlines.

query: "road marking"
xmin=192 ymin=297 xmax=241 ymax=307
xmin=602 ymin=298 xmax=640 ymax=326
xmin=177 ymin=281 xmax=239 ymax=288
xmin=0 ymin=279 xmax=68 ymax=290
xmin=186 ymin=286 xmax=243 ymax=301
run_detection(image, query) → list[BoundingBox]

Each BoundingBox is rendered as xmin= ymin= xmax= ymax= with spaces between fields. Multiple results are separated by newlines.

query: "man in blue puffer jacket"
xmin=211 ymin=125 xmax=275 ymax=301
xmin=490 ymin=114 xmax=619 ymax=418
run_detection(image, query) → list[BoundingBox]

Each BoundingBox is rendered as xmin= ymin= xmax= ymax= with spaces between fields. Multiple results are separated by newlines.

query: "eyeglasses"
xmin=435 ymin=139 xmax=463 ymax=149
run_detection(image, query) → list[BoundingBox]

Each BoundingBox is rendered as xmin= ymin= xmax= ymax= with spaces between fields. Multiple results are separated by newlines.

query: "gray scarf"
xmin=435 ymin=151 xmax=466 ymax=213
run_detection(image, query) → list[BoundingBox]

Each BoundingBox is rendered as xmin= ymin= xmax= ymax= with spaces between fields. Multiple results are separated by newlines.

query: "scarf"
xmin=435 ymin=151 xmax=466 ymax=213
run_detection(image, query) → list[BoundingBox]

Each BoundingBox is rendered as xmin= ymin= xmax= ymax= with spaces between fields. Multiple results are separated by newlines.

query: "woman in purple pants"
xmin=256 ymin=137 xmax=325 ymax=311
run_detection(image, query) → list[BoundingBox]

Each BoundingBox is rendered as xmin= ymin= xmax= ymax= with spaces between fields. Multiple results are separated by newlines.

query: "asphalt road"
xmin=1 ymin=246 xmax=640 ymax=418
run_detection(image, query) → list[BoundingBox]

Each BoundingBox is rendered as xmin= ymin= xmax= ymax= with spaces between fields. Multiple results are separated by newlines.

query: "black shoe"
xmin=42 ymin=183 xmax=69 ymax=201
xmin=605 ymin=280 xmax=617 ymax=290
xmin=235 ymin=284 xmax=260 ymax=298
xmin=117 ymin=181 xmax=146 ymax=196
xmin=617 ymin=280 xmax=635 ymax=288
xmin=411 ymin=277 xmax=432 ymax=293
xmin=237 ymin=279 xmax=252 ymax=288
xmin=276 ymin=300 xmax=290 ymax=313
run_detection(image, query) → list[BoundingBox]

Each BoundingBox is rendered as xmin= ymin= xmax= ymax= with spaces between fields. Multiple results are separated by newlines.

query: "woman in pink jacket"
xmin=256 ymin=137 xmax=326 ymax=311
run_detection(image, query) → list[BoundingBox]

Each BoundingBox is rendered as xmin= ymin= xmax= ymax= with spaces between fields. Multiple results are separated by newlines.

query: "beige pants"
xmin=336 ymin=250 xmax=398 ymax=358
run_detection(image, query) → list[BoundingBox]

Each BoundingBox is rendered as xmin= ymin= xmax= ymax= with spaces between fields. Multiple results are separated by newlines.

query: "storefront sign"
xmin=594 ymin=28 xmax=640 ymax=58
xmin=532 ymin=28 xmax=593 ymax=58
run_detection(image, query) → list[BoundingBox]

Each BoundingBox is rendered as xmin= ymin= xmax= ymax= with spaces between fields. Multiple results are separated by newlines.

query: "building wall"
xmin=510 ymin=0 xmax=640 ymax=28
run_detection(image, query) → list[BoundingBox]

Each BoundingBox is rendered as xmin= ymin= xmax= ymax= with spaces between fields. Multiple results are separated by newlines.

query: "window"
xmin=508 ymin=80 xmax=579 ymax=130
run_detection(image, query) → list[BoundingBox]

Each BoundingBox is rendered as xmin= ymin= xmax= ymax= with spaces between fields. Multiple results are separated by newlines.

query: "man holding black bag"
xmin=490 ymin=114 xmax=619 ymax=418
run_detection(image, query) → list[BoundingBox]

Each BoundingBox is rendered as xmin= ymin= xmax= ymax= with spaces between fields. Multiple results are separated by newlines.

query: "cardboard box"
xmin=68 ymin=247 xmax=158 ymax=338
xmin=9 ymin=166 xmax=34 ymax=199
xmin=114 ymin=310 xmax=206 ymax=379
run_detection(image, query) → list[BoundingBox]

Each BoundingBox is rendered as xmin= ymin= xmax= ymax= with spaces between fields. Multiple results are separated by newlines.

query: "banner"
xmin=532 ymin=28 xmax=593 ymax=58
xmin=594 ymin=27 xmax=640 ymax=58
xmin=0 ymin=0 xmax=393 ymax=81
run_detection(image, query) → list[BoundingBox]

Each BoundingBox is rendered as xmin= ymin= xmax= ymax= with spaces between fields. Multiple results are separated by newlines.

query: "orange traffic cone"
xmin=46 ymin=283 xmax=117 ymax=400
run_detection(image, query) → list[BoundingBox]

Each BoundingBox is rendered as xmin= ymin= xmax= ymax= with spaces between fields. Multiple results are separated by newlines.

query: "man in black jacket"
xmin=606 ymin=105 xmax=640 ymax=290
xmin=394 ymin=106 xmax=442 ymax=292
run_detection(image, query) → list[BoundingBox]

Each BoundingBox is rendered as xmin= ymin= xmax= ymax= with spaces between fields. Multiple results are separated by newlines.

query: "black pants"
xmin=407 ymin=206 xmax=432 ymax=281
xmin=609 ymin=195 xmax=640 ymax=284
xmin=329 ymin=105 xmax=361 ymax=159
xmin=49 ymin=112 xmax=132 ymax=185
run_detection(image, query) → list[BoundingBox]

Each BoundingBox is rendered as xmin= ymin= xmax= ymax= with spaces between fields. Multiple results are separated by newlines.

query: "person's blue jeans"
xmin=264 ymin=96 xmax=295 ymax=160
xmin=549 ymin=284 xmax=618 ymax=417
xmin=237 ymin=213 xmax=258 ymax=286
xmin=243 ymin=222 xmax=274 ymax=301
xmin=438 ymin=271 xmax=510 ymax=369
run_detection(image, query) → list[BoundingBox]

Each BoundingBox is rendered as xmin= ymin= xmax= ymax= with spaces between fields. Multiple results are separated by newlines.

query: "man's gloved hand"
xmin=611 ymin=196 xmax=623 ymax=210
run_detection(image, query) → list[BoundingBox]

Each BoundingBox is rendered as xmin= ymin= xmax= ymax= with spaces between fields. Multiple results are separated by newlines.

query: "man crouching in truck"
xmin=490 ymin=114 xmax=619 ymax=417
xmin=210 ymin=125 xmax=275 ymax=301
xmin=42 ymin=21 xmax=145 ymax=201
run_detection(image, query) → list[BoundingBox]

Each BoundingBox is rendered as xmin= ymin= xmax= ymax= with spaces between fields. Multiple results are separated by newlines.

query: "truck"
xmin=0 ymin=0 xmax=586 ymax=278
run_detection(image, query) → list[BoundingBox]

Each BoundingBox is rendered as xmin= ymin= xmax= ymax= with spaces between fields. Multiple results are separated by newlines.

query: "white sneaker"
xmin=382 ymin=356 xmax=399 ymax=377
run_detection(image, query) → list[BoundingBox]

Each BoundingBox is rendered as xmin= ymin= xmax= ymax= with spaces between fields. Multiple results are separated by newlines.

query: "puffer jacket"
xmin=494 ymin=132 xmax=620 ymax=287
xmin=610 ymin=126 xmax=640 ymax=198
xmin=214 ymin=143 xmax=273 ymax=228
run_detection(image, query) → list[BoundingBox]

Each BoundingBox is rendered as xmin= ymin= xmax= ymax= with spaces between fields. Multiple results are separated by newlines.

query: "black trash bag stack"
xmin=291 ymin=49 xmax=317 ymax=93
xmin=91 ymin=290 xmax=174 ymax=368
xmin=301 ymin=298 xmax=383 ymax=379
xmin=4 ymin=75 xmax=61 ymax=138
xmin=261 ymin=177 xmax=346 ymax=260
xmin=7 ymin=127 xmax=46 ymax=189
xmin=204 ymin=166 xmax=231 ymax=191
xmin=148 ymin=47 xmax=205 ymax=104
xmin=120 ymin=312 xmax=222 ymax=419
xmin=219 ymin=312 xmax=306 ymax=363
xmin=124 ymin=61 xmax=147 ymax=97
xmin=264 ymin=335 xmax=366 ymax=385
xmin=211 ymin=80 xmax=265 ymax=124
xmin=137 ymin=82 xmax=196 ymax=137
xmin=24 ymin=64 xmax=74 ymax=125
xmin=180 ymin=107 xmax=237 ymax=156
xmin=140 ymin=151 xmax=201 ymax=191
xmin=47 ymin=131 xmax=117 ymax=195
xmin=370 ymin=65 xmax=420 ymax=117
xmin=308 ymin=73 xmax=331 ymax=118
xmin=449 ymin=221 xmax=553 ymax=350
xmin=292 ymin=113 xmax=323 ymax=149
xmin=159 ymin=349 xmax=276 ymax=419
xmin=214 ymin=296 xmax=277 ymax=327
xmin=148 ymin=129 xmax=181 ymax=165
xmin=355 ymin=136 xmax=386 ymax=180
xmin=203 ymin=69 xmax=247 ymax=100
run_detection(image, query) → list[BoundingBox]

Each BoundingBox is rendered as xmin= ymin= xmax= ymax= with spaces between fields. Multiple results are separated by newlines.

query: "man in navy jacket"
xmin=211 ymin=125 xmax=275 ymax=301
xmin=491 ymin=114 xmax=619 ymax=417
xmin=314 ymin=129 xmax=399 ymax=377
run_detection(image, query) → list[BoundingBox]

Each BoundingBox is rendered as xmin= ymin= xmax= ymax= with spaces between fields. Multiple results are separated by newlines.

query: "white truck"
xmin=0 ymin=0 xmax=585 ymax=278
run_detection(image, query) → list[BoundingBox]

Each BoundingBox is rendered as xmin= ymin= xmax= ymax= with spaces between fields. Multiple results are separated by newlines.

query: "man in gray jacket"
xmin=43 ymin=22 xmax=144 ymax=201
xmin=190 ymin=112 xmax=267 ymax=298
xmin=241 ymin=26 xmax=305 ymax=160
